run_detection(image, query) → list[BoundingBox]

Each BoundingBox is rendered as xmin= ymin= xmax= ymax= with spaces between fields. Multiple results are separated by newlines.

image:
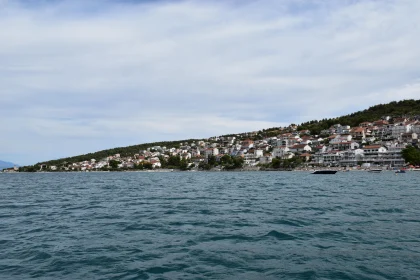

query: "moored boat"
xmin=368 ymin=169 xmax=382 ymax=173
xmin=311 ymin=170 xmax=337 ymax=174
xmin=395 ymin=169 xmax=406 ymax=173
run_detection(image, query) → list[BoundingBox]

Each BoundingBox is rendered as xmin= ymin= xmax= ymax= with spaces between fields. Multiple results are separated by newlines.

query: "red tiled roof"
xmin=291 ymin=144 xmax=308 ymax=149
xmin=351 ymin=127 xmax=365 ymax=132
xmin=373 ymin=120 xmax=389 ymax=125
xmin=363 ymin=145 xmax=382 ymax=149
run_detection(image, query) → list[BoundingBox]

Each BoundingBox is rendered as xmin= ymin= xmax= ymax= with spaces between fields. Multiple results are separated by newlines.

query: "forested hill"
xmin=38 ymin=139 xmax=203 ymax=166
xmin=297 ymin=99 xmax=420 ymax=135
xmin=36 ymin=99 xmax=420 ymax=166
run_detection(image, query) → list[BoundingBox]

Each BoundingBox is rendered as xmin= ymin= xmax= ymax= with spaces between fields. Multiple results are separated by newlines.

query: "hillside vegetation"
xmin=297 ymin=99 xmax=420 ymax=135
xmin=38 ymin=139 xmax=202 ymax=166
xmin=36 ymin=99 xmax=420 ymax=166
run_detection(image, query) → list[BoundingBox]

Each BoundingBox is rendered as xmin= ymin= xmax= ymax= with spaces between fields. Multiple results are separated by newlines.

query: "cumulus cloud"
xmin=0 ymin=0 xmax=419 ymax=164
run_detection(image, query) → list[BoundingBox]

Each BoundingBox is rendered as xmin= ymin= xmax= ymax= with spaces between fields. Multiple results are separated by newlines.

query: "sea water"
xmin=0 ymin=171 xmax=419 ymax=279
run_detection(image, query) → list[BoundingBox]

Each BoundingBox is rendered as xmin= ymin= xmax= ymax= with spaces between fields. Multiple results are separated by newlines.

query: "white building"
xmin=391 ymin=124 xmax=412 ymax=138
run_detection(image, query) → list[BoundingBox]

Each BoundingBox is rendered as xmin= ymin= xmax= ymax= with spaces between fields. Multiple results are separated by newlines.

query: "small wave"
xmin=286 ymin=270 xmax=317 ymax=279
xmin=185 ymin=239 xmax=197 ymax=246
xmin=145 ymin=264 xmax=189 ymax=274
xmin=268 ymin=219 xmax=307 ymax=227
xmin=313 ymin=244 xmax=335 ymax=249
xmin=20 ymin=250 xmax=52 ymax=262
xmin=232 ymin=221 xmax=256 ymax=227
xmin=24 ymin=211 xmax=41 ymax=217
xmin=0 ymin=204 xmax=32 ymax=209
xmin=0 ymin=264 xmax=24 ymax=274
xmin=84 ymin=205 xmax=106 ymax=210
xmin=372 ymin=208 xmax=404 ymax=213
xmin=84 ymin=256 xmax=119 ymax=266
xmin=23 ymin=228 xmax=43 ymax=234
xmin=0 ymin=239 xmax=12 ymax=245
xmin=29 ymin=251 xmax=52 ymax=261
xmin=315 ymin=231 xmax=346 ymax=240
xmin=196 ymin=254 xmax=244 ymax=269
xmin=325 ymin=271 xmax=357 ymax=280
xmin=357 ymin=265 xmax=396 ymax=280
xmin=0 ymin=214 xmax=14 ymax=218
xmin=123 ymin=223 xmax=157 ymax=231
xmin=401 ymin=219 xmax=420 ymax=223
xmin=266 ymin=230 xmax=297 ymax=240
xmin=95 ymin=215 xmax=122 ymax=220
xmin=345 ymin=211 xmax=370 ymax=217
xmin=207 ymin=234 xmax=255 ymax=242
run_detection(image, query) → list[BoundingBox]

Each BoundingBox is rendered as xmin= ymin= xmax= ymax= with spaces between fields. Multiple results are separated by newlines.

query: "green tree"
xmin=401 ymin=146 xmax=420 ymax=165
xmin=220 ymin=154 xmax=233 ymax=165
xmin=232 ymin=156 xmax=244 ymax=168
xmin=167 ymin=155 xmax=181 ymax=167
xmin=19 ymin=165 xmax=37 ymax=172
xmin=271 ymin=158 xmax=281 ymax=168
xmin=158 ymin=156 xmax=167 ymax=168
xmin=143 ymin=162 xmax=153 ymax=169
xmin=199 ymin=162 xmax=211 ymax=170
xmin=134 ymin=163 xmax=144 ymax=170
xmin=109 ymin=160 xmax=119 ymax=169
xmin=207 ymin=155 xmax=217 ymax=166
xmin=179 ymin=159 xmax=189 ymax=171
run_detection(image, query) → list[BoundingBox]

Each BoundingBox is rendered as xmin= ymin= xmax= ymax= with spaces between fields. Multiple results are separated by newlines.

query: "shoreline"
xmin=3 ymin=168 xmax=416 ymax=174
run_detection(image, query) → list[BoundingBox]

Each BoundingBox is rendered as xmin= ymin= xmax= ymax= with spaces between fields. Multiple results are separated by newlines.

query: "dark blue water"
xmin=1 ymin=171 xmax=419 ymax=279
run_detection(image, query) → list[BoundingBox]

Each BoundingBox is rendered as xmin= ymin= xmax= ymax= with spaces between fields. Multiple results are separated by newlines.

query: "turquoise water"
xmin=0 ymin=171 xmax=419 ymax=279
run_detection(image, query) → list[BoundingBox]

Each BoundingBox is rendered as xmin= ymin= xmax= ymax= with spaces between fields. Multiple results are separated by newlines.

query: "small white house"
xmin=288 ymin=144 xmax=312 ymax=153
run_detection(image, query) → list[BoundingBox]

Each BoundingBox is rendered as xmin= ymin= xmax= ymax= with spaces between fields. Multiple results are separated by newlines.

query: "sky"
xmin=1 ymin=0 xmax=419 ymax=165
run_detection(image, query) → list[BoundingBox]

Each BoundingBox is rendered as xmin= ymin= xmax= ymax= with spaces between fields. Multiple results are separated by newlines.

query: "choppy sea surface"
xmin=1 ymin=171 xmax=419 ymax=279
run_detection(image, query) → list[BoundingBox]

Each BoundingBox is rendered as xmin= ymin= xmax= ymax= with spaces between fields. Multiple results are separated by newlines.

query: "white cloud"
xmin=0 ymin=0 xmax=419 ymax=164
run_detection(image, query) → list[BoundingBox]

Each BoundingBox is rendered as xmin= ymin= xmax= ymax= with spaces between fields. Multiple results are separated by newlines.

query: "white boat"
xmin=368 ymin=169 xmax=382 ymax=173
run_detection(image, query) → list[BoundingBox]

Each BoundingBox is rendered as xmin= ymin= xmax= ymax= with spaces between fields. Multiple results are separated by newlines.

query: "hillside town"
xmin=5 ymin=115 xmax=420 ymax=172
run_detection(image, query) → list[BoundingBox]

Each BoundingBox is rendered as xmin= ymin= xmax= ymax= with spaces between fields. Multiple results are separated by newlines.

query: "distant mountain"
xmin=0 ymin=160 xmax=18 ymax=170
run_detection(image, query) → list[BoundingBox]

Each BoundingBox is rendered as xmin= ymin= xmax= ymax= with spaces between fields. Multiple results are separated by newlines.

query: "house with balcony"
xmin=312 ymin=151 xmax=343 ymax=166
xmin=288 ymin=144 xmax=312 ymax=153
xmin=360 ymin=145 xmax=390 ymax=167
xmin=329 ymin=141 xmax=359 ymax=151
xmin=350 ymin=127 xmax=366 ymax=139
xmin=339 ymin=149 xmax=365 ymax=167
xmin=272 ymin=146 xmax=290 ymax=158
xmin=259 ymin=154 xmax=273 ymax=164
xmin=337 ymin=125 xmax=351 ymax=134
xmin=330 ymin=134 xmax=352 ymax=144
xmin=391 ymin=124 xmax=413 ymax=138
xmin=359 ymin=122 xmax=373 ymax=128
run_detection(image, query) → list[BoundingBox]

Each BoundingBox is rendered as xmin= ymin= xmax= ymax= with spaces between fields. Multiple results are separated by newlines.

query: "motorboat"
xmin=368 ymin=169 xmax=382 ymax=173
xmin=311 ymin=170 xmax=337 ymax=174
